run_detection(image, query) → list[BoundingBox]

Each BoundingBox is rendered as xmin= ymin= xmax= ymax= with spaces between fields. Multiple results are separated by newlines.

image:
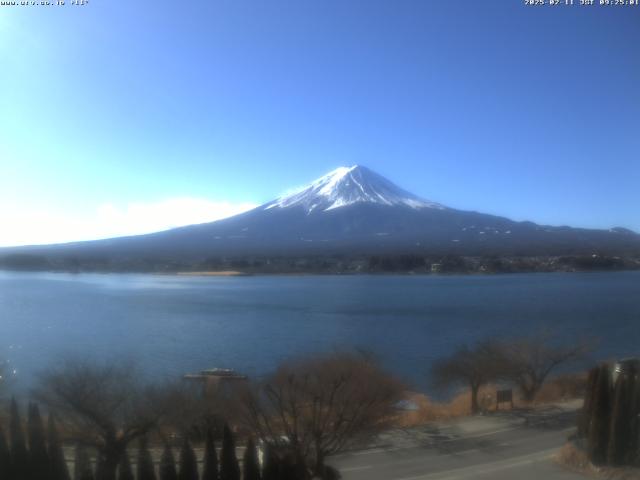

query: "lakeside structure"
xmin=184 ymin=368 xmax=248 ymax=396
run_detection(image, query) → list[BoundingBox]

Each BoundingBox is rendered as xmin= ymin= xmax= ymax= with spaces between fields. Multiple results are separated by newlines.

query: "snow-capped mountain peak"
xmin=264 ymin=165 xmax=445 ymax=213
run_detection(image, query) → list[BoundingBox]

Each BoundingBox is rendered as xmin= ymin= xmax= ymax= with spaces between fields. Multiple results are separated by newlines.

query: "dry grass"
xmin=395 ymin=373 xmax=588 ymax=428
xmin=395 ymin=386 xmax=501 ymax=427
xmin=535 ymin=372 xmax=587 ymax=404
xmin=556 ymin=443 xmax=640 ymax=480
xmin=556 ymin=442 xmax=595 ymax=473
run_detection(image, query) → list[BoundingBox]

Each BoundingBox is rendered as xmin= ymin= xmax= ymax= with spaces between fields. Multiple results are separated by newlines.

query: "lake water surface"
xmin=1 ymin=271 xmax=639 ymax=391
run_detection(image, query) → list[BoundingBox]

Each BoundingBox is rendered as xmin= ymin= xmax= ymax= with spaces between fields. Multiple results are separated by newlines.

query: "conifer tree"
xmin=260 ymin=445 xmax=279 ymax=480
xmin=74 ymin=444 xmax=95 ymax=480
xmin=9 ymin=398 xmax=30 ymax=480
xmin=220 ymin=425 xmax=240 ymax=480
xmin=201 ymin=430 xmax=219 ymax=480
xmin=242 ymin=438 xmax=260 ymax=480
xmin=48 ymin=413 xmax=71 ymax=480
xmin=28 ymin=402 xmax=50 ymax=479
xmin=607 ymin=373 xmax=632 ymax=465
xmin=322 ymin=465 xmax=341 ymax=480
xmin=0 ymin=425 xmax=10 ymax=480
xmin=627 ymin=370 xmax=640 ymax=465
xmin=118 ymin=450 xmax=135 ymax=480
xmin=587 ymin=365 xmax=612 ymax=465
xmin=288 ymin=455 xmax=309 ymax=480
xmin=578 ymin=367 xmax=598 ymax=438
xmin=277 ymin=454 xmax=296 ymax=480
xmin=178 ymin=438 xmax=198 ymax=480
xmin=137 ymin=437 xmax=157 ymax=480
xmin=96 ymin=452 xmax=108 ymax=480
xmin=159 ymin=444 xmax=178 ymax=480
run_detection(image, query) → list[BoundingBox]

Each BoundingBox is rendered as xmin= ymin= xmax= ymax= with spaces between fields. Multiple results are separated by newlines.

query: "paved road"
xmin=330 ymin=405 xmax=586 ymax=480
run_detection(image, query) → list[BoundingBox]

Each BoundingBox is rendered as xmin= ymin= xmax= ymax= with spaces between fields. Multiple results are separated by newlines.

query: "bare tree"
xmin=236 ymin=351 xmax=404 ymax=479
xmin=497 ymin=332 xmax=591 ymax=402
xmin=431 ymin=340 xmax=504 ymax=414
xmin=34 ymin=359 xmax=168 ymax=480
xmin=153 ymin=380 xmax=216 ymax=438
xmin=0 ymin=364 xmax=6 ymax=403
xmin=0 ymin=361 xmax=16 ymax=401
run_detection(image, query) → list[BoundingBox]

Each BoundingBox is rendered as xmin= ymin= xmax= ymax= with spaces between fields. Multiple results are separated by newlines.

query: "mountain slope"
xmin=2 ymin=166 xmax=639 ymax=265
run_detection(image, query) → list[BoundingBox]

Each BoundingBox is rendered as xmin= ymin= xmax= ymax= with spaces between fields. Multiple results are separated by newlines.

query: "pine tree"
xmin=178 ymin=438 xmax=198 ymax=480
xmin=0 ymin=425 xmax=10 ymax=480
xmin=587 ymin=365 xmax=612 ymax=465
xmin=48 ymin=413 xmax=71 ymax=480
xmin=159 ymin=444 xmax=178 ymax=480
xmin=281 ymin=454 xmax=308 ymax=480
xmin=578 ymin=367 xmax=598 ymax=438
xmin=137 ymin=437 xmax=157 ymax=480
xmin=242 ymin=438 xmax=260 ymax=480
xmin=322 ymin=466 xmax=341 ymax=480
xmin=74 ymin=444 xmax=95 ymax=480
xmin=277 ymin=454 xmax=296 ymax=480
xmin=260 ymin=445 xmax=279 ymax=480
xmin=27 ymin=402 xmax=50 ymax=479
xmin=607 ymin=373 xmax=631 ymax=465
xmin=95 ymin=451 xmax=108 ymax=480
xmin=220 ymin=425 xmax=240 ymax=480
xmin=118 ymin=450 xmax=135 ymax=480
xmin=627 ymin=369 xmax=640 ymax=465
xmin=9 ymin=398 xmax=30 ymax=480
xmin=201 ymin=430 xmax=218 ymax=480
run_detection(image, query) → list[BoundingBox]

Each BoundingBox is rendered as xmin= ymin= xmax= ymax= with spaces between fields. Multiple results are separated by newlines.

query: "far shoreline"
xmin=174 ymin=270 xmax=252 ymax=277
xmin=2 ymin=268 xmax=640 ymax=278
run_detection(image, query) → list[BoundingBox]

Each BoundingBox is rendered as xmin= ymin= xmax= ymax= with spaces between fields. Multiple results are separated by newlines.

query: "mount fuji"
xmin=263 ymin=165 xmax=445 ymax=213
xmin=2 ymin=165 xmax=639 ymax=268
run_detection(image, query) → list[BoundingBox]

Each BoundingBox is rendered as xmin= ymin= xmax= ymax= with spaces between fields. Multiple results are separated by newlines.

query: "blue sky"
xmin=1 ymin=1 xmax=638 ymax=246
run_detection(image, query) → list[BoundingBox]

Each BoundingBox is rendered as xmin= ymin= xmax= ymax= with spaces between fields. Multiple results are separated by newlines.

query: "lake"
xmin=1 ymin=270 xmax=639 ymax=392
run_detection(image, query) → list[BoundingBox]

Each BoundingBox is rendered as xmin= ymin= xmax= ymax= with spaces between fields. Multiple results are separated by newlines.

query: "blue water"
xmin=1 ymin=271 xmax=639 ymax=391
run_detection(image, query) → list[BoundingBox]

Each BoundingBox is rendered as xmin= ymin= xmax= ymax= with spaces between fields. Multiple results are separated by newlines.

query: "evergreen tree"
xmin=117 ymin=450 xmax=135 ymax=480
xmin=137 ymin=437 xmax=157 ymax=480
xmin=9 ymin=398 xmax=30 ymax=480
xmin=95 ymin=452 xmax=107 ymax=480
xmin=219 ymin=425 xmax=240 ymax=480
xmin=242 ymin=438 xmax=260 ymax=480
xmin=178 ymin=438 xmax=198 ymax=480
xmin=322 ymin=466 xmax=342 ymax=480
xmin=260 ymin=445 xmax=279 ymax=480
xmin=578 ymin=367 xmax=598 ymax=438
xmin=27 ymin=402 xmax=50 ymax=479
xmin=48 ymin=413 xmax=71 ymax=480
xmin=627 ymin=369 xmax=640 ymax=465
xmin=277 ymin=455 xmax=296 ymax=480
xmin=74 ymin=444 xmax=95 ymax=480
xmin=0 ymin=425 xmax=10 ymax=480
xmin=159 ymin=444 xmax=178 ymax=480
xmin=284 ymin=455 xmax=309 ymax=480
xmin=607 ymin=373 xmax=632 ymax=465
xmin=587 ymin=365 xmax=612 ymax=465
xmin=201 ymin=430 xmax=218 ymax=480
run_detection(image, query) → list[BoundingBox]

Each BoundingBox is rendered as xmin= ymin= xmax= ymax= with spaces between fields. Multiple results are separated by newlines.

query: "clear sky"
xmin=1 ymin=0 xmax=638 ymax=246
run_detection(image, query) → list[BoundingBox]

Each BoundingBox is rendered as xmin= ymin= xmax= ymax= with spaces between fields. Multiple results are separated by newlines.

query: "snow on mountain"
xmin=263 ymin=165 xmax=445 ymax=214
